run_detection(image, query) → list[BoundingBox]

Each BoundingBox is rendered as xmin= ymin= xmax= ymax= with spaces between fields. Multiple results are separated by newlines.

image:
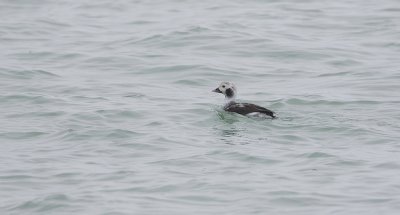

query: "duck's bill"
xmin=212 ymin=88 xmax=222 ymax=93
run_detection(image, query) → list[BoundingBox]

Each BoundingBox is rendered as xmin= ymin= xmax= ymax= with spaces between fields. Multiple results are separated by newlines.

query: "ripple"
xmin=216 ymin=151 xmax=281 ymax=164
xmin=0 ymin=131 xmax=47 ymax=140
xmin=285 ymin=98 xmax=380 ymax=106
xmin=10 ymin=194 xmax=71 ymax=213
xmin=105 ymin=129 xmax=143 ymax=139
xmin=6 ymin=111 xmax=66 ymax=119
xmin=300 ymin=152 xmax=336 ymax=159
xmin=96 ymin=109 xmax=143 ymax=119
xmin=0 ymin=69 xmax=59 ymax=80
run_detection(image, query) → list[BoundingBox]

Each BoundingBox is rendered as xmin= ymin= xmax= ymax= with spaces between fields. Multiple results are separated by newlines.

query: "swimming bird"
xmin=212 ymin=81 xmax=276 ymax=118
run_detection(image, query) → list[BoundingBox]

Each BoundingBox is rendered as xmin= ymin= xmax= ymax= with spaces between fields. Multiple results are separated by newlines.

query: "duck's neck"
xmin=225 ymin=95 xmax=236 ymax=104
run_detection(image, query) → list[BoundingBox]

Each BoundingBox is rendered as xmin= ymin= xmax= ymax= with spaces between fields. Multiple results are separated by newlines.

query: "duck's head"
xmin=212 ymin=81 xmax=237 ymax=99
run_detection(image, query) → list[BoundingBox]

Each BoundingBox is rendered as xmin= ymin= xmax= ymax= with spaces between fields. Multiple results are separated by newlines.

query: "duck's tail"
xmin=261 ymin=110 xmax=276 ymax=119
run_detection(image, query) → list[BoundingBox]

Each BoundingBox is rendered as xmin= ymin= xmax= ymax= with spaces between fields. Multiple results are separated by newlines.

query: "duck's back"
xmin=224 ymin=102 xmax=275 ymax=118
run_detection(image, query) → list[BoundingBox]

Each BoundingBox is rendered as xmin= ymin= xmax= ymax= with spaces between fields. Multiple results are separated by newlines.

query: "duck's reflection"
xmin=213 ymin=109 xmax=252 ymax=145
xmin=216 ymin=111 xmax=240 ymax=124
xmin=215 ymin=126 xmax=249 ymax=145
xmin=220 ymin=127 xmax=241 ymax=137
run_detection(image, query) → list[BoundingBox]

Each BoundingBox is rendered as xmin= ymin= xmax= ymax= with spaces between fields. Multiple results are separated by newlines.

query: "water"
xmin=1 ymin=0 xmax=400 ymax=214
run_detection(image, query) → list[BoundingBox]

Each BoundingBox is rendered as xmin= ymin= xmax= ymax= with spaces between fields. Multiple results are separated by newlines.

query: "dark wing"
xmin=225 ymin=102 xmax=275 ymax=118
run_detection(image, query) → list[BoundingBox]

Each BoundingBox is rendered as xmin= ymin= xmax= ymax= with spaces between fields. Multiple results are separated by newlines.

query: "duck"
xmin=212 ymin=81 xmax=276 ymax=118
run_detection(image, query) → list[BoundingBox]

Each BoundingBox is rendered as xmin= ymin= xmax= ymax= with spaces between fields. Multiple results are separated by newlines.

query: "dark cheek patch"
xmin=226 ymin=88 xmax=234 ymax=98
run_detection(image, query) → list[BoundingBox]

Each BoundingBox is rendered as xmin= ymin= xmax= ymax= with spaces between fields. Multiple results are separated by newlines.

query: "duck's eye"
xmin=222 ymin=85 xmax=225 ymax=88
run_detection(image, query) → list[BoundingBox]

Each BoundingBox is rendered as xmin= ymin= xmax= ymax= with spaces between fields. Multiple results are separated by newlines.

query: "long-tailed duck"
xmin=212 ymin=81 xmax=276 ymax=118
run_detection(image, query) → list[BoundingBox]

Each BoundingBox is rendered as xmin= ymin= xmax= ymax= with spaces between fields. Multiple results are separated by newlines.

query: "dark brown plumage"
xmin=224 ymin=102 xmax=275 ymax=118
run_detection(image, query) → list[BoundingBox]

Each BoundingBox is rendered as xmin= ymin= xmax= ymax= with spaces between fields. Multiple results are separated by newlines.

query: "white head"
xmin=212 ymin=81 xmax=237 ymax=100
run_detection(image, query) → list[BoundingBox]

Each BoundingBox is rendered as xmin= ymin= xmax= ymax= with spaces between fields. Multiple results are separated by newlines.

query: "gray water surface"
xmin=1 ymin=0 xmax=400 ymax=214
